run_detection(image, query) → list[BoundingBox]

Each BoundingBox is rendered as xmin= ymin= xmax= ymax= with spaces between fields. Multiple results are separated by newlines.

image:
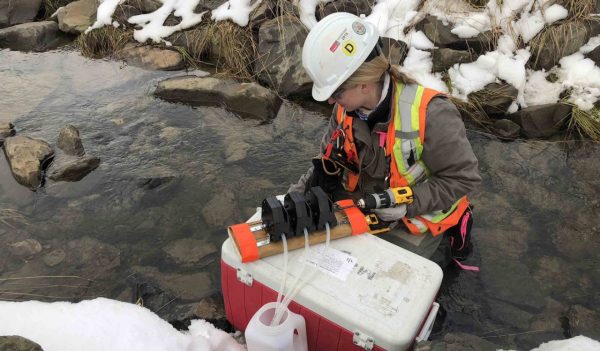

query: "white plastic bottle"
xmin=245 ymin=302 xmax=308 ymax=351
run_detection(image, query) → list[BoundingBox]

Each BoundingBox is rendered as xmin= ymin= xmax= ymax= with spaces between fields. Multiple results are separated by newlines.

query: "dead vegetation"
xmin=75 ymin=27 xmax=131 ymax=59
xmin=170 ymin=20 xmax=258 ymax=80
xmin=568 ymin=105 xmax=600 ymax=142
xmin=40 ymin=0 xmax=75 ymax=19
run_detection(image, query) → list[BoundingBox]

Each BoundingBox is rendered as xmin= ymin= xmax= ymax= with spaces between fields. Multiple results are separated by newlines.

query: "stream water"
xmin=1 ymin=48 xmax=598 ymax=350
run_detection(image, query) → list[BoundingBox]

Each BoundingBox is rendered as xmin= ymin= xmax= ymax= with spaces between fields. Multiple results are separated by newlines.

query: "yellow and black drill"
xmin=356 ymin=186 xmax=414 ymax=210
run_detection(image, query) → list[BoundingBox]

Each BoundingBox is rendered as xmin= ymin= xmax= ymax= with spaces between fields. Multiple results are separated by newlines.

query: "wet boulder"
xmin=467 ymin=82 xmax=518 ymax=118
xmin=0 ymin=21 xmax=63 ymax=52
xmin=0 ymin=0 xmax=42 ymax=29
xmin=116 ymin=44 xmax=185 ymax=71
xmin=3 ymin=135 xmax=54 ymax=190
xmin=51 ymin=125 xmax=100 ymax=182
xmin=155 ymin=76 xmax=282 ymax=121
xmin=48 ymin=155 xmax=101 ymax=182
xmin=56 ymin=0 xmax=98 ymax=34
xmin=492 ymin=119 xmax=521 ymax=140
xmin=0 ymin=122 xmax=15 ymax=145
xmin=431 ymin=47 xmax=475 ymax=72
xmin=255 ymin=15 xmax=312 ymax=97
xmin=418 ymin=15 xmax=493 ymax=53
xmin=0 ymin=335 xmax=43 ymax=351
xmin=58 ymin=125 xmax=85 ymax=156
xmin=509 ymin=103 xmax=571 ymax=138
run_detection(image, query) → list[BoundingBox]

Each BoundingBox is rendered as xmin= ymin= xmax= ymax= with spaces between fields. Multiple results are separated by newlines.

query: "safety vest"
xmin=336 ymin=82 xmax=470 ymax=237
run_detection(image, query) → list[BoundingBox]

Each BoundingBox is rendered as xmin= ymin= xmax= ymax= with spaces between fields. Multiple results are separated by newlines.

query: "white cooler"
xmin=221 ymin=233 xmax=443 ymax=351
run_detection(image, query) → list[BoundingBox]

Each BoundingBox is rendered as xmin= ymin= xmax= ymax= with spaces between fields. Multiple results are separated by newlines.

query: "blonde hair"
xmin=341 ymin=54 xmax=417 ymax=89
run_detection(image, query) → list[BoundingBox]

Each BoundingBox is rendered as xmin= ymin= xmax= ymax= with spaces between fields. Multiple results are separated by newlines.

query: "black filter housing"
xmin=261 ymin=196 xmax=291 ymax=242
xmin=284 ymin=191 xmax=315 ymax=235
xmin=306 ymin=186 xmax=337 ymax=230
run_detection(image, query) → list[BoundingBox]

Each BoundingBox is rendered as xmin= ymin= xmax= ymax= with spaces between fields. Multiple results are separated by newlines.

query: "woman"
xmin=289 ymin=12 xmax=481 ymax=267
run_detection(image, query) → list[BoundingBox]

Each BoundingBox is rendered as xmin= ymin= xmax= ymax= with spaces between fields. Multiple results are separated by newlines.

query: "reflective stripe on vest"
xmin=335 ymin=82 xmax=469 ymax=237
xmin=385 ymin=82 xmax=470 ymax=236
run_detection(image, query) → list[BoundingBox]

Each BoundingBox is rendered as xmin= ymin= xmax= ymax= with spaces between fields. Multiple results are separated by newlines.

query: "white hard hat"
xmin=302 ymin=12 xmax=380 ymax=101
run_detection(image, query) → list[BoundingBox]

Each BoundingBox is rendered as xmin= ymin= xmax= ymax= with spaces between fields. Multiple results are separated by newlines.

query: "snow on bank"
xmin=82 ymin=0 xmax=599 ymax=111
xmin=0 ymin=298 xmax=244 ymax=351
xmin=530 ymin=335 xmax=600 ymax=351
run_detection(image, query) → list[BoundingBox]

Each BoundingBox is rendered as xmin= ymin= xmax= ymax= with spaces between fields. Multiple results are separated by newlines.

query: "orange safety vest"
xmin=335 ymin=82 xmax=470 ymax=236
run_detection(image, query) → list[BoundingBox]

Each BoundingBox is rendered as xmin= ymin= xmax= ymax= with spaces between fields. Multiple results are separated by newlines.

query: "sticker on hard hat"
xmin=330 ymin=40 xmax=340 ymax=52
xmin=342 ymin=40 xmax=357 ymax=56
xmin=352 ymin=21 xmax=366 ymax=35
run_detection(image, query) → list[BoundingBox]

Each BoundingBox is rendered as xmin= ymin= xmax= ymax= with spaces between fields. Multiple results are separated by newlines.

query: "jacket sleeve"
xmin=287 ymin=108 xmax=339 ymax=194
xmin=405 ymin=97 xmax=481 ymax=217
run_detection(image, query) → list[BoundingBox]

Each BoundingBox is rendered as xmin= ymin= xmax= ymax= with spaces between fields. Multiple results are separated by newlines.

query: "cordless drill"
xmin=356 ymin=187 xmax=413 ymax=210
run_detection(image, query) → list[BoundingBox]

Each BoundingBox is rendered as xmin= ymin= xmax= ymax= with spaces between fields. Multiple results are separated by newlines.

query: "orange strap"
xmin=229 ymin=223 xmax=259 ymax=262
xmin=336 ymin=106 xmax=360 ymax=192
xmin=336 ymin=199 xmax=369 ymax=235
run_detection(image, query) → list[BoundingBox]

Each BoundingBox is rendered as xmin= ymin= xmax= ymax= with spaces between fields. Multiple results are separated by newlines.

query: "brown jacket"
xmin=289 ymin=84 xmax=481 ymax=218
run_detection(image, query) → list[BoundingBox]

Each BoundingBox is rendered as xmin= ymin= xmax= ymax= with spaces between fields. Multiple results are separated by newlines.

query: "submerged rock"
xmin=132 ymin=266 xmax=215 ymax=301
xmin=415 ymin=332 xmax=502 ymax=351
xmin=65 ymin=237 xmax=121 ymax=276
xmin=42 ymin=249 xmax=66 ymax=267
xmin=56 ymin=0 xmax=98 ymax=34
xmin=116 ymin=44 xmax=185 ymax=71
xmin=0 ymin=0 xmax=42 ymax=29
xmin=8 ymin=239 xmax=42 ymax=259
xmin=163 ymin=238 xmax=218 ymax=267
xmin=57 ymin=125 xmax=85 ymax=156
xmin=0 ymin=335 xmax=43 ymax=351
xmin=0 ymin=21 xmax=64 ymax=52
xmin=155 ymin=76 xmax=282 ymax=121
xmin=3 ymin=135 xmax=54 ymax=190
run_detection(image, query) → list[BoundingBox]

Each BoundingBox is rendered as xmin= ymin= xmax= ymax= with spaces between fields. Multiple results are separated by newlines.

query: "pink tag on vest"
xmin=376 ymin=132 xmax=387 ymax=148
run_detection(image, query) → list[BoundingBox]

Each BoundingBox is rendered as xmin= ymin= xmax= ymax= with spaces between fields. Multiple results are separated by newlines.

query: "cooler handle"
xmin=290 ymin=312 xmax=308 ymax=351
xmin=415 ymin=302 xmax=439 ymax=343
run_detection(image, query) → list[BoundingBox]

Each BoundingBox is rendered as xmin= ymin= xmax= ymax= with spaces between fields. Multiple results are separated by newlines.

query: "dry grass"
xmin=170 ymin=20 xmax=257 ymax=80
xmin=450 ymin=96 xmax=496 ymax=132
xmin=568 ymin=105 xmax=600 ymax=142
xmin=75 ymin=27 xmax=131 ymax=59
xmin=41 ymin=0 xmax=74 ymax=19
xmin=551 ymin=0 xmax=597 ymax=20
